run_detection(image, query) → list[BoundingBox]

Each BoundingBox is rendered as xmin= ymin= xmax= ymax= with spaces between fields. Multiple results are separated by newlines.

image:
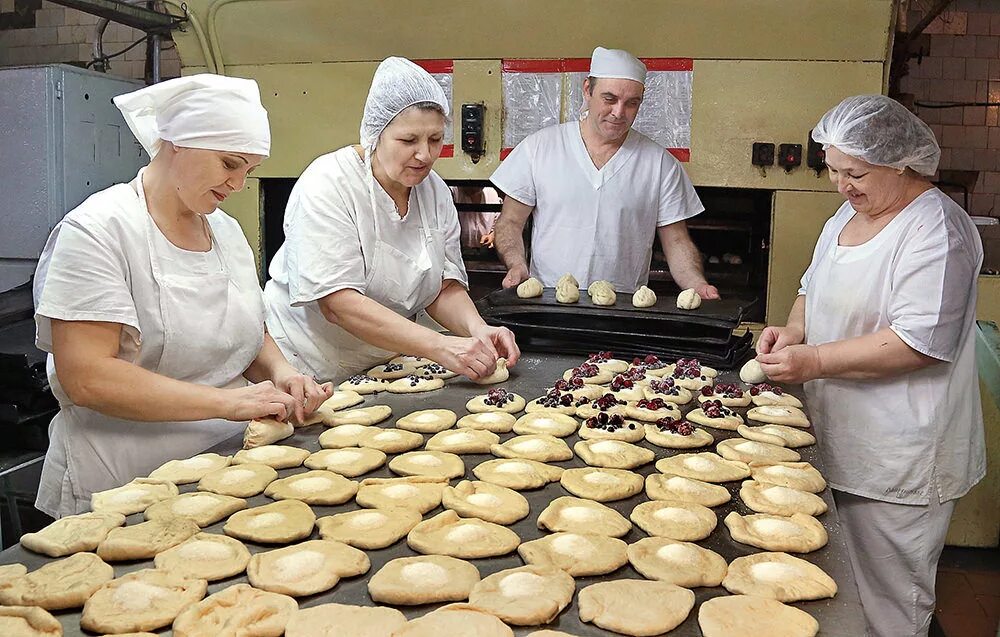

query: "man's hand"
xmin=480 ymin=231 xmax=495 ymax=248
xmin=502 ymin=264 xmax=529 ymax=289
xmin=757 ymin=345 xmax=822 ymax=384
xmin=695 ymin=283 xmax=720 ymax=300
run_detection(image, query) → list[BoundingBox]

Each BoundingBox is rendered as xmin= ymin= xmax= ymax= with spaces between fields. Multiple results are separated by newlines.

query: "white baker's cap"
xmin=588 ymin=47 xmax=647 ymax=84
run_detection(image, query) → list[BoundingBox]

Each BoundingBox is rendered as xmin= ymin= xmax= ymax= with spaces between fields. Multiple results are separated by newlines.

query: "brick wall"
xmin=0 ymin=0 xmax=180 ymax=81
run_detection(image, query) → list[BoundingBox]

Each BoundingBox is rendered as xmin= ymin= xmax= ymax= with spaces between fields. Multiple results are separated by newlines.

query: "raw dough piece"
xmin=555 ymin=278 xmax=580 ymax=303
xmin=491 ymin=434 xmax=573 ymax=462
xmin=645 ymin=473 xmax=731 ymax=507
xmin=718 ymin=438 xmax=801 ymax=464
xmin=80 ymin=569 xmax=206 ymax=634
xmin=224 ymin=500 xmax=315 ymax=545
xmin=527 ymin=631 xmax=580 ymax=637
xmin=547 ymin=379 xmax=607 ymax=400
xmin=468 ymin=565 xmax=574 ymax=626
xmin=626 ymin=398 xmax=681 ymax=422
xmin=303 ymin=447 xmax=387 ymax=477
xmin=750 ymin=461 xmax=827 ymax=493
xmin=739 ymin=480 xmax=828 ymax=516
xmin=0 ymin=552 xmax=113 ymax=610
xmin=473 ymin=459 xmax=564 ymax=490
xmin=562 ymin=364 xmax=615 ymax=385
xmin=144 ymin=492 xmax=246 ymax=528
xmin=655 ymin=452 xmax=751 ymax=483
xmin=355 ymin=476 xmax=448 ymax=513
xmin=627 ymin=537 xmax=727 ymax=587
xmin=149 ymin=453 xmax=231 ymax=484
xmin=525 ymin=394 xmax=578 ymax=415
xmin=0 ymin=606 xmax=61 ymax=637
xmin=233 ymin=444 xmax=310 ymax=469
xmin=325 ymin=405 xmax=393 ymax=426
xmin=286 ymin=603 xmax=405 ymax=637
xmin=338 ymin=373 xmax=389 ymax=394
xmin=514 ymin=411 xmax=578 ymax=436
xmin=698 ymin=382 xmax=752 ymax=407
xmin=358 ymin=427 xmax=425 ymax=453
xmin=537 ymin=496 xmax=631 ymax=537
xmin=457 ymin=411 xmax=516 ymax=433
xmin=243 ymin=417 xmax=294 ymax=449
xmin=425 ymin=428 xmax=499 ymax=453
xmin=442 ymin=480 xmax=529 ymax=524
xmin=579 ymin=579 xmax=695 ymax=636
xmin=518 ymin=531 xmax=628 ymax=576
xmin=368 ymin=362 xmax=413 ymax=380
xmin=643 ymin=420 xmax=714 ymax=449
xmin=20 ymin=511 xmax=125 ymax=557
xmin=698 ymin=595 xmax=819 ymax=637
xmin=740 ymin=358 xmax=768 ymax=384
xmin=724 ymin=511 xmax=829 ymax=553
xmin=590 ymin=284 xmax=617 ymax=306
xmin=574 ymin=439 xmax=655 ymax=469
xmin=0 ymin=564 xmax=26 ymax=582
xmin=473 ymin=358 xmax=510 ymax=384
xmin=676 ymin=288 xmax=701 ymax=310
xmin=314 ymin=390 xmax=365 ymax=421
xmin=631 ymin=500 xmax=717 ymax=541
xmin=247 ymin=540 xmax=369 ymax=597
xmin=557 ymin=273 xmax=579 ymax=288
xmin=642 ymin=378 xmax=693 ymax=404
xmin=154 ymin=533 xmax=250 ymax=581
xmin=390 ymin=354 xmax=434 ymax=368
xmin=686 ymin=401 xmax=744 ymax=430
xmin=578 ymin=414 xmax=645 ymax=442
xmin=669 ymin=358 xmax=717 ymax=391
xmin=397 ymin=408 xmax=458 ymax=433
xmin=560 ymin=467 xmax=644 ymax=502
xmin=319 ymin=423 xmax=376 ymax=448
xmin=632 ymin=285 xmax=657 ymax=307
xmin=173 ymin=583 xmax=298 ymax=637
xmin=517 ymin=277 xmax=543 ymax=298
xmin=466 ymin=389 xmax=527 ymax=414
xmin=368 ymin=555 xmax=480 ymax=605
xmin=420 ymin=362 xmax=459 ymax=379
xmin=407 ymin=511 xmax=520 ymax=558
xmin=264 ymin=470 xmax=359 ymax=505
xmin=197 ymin=462 xmax=278 ymax=498
xmin=393 ymin=603 xmax=514 ymax=637
xmin=96 ymin=517 xmax=200 ymax=561
xmin=747 ymin=405 xmax=811 ymax=427
xmin=317 ymin=507 xmax=423 ymax=550
xmin=91 ymin=478 xmax=178 ymax=515
xmin=749 ymin=383 xmax=803 ymax=407
xmin=737 ymin=424 xmax=816 ymax=448
xmin=387 ymin=373 xmax=445 ymax=393
xmin=723 ymin=551 xmax=837 ymax=601
xmin=389 ymin=450 xmax=466 ymax=479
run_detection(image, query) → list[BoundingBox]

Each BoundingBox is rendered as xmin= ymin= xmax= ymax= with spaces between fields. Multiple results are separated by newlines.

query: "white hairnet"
xmin=589 ymin=46 xmax=647 ymax=85
xmin=114 ymin=74 xmax=270 ymax=158
xmin=812 ymin=95 xmax=940 ymax=176
xmin=360 ymin=57 xmax=449 ymax=150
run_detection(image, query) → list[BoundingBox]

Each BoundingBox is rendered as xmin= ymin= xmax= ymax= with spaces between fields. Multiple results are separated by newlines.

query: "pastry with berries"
xmin=748 ymin=383 xmax=803 ymax=408
xmin=337 ymin=374 xmax=389 ymax=395
xmin=466 ymin=388 xmax=527 ymax=414
xmin=575 ymin=392 xmax=630 ymax=419
xmin=562 ymin=362 xmax=614 ymax=385
xmin=387 ymin=373 xmax=445 ymax=394
xmin=578 ymin=413 xmax=645 ymax=443
xmin=643 ymin=377 xmax=694 ymax=406
xmin=669 ymin=357 xmax=717 ymax=391
xmin=626 ymin=397 xmax=682 ymax=422
xmin=524 ymin=389 xmax=578 ymax=416
xmin=697 ymin=383 xmax=751 ymax=408
xmin=643 ymin=417 xmax=714 ymax=449
xmin=585 ymin=351 xmax=629 ymax=374
xmin=686 ymin=399 xmax=744 ymax=431
xmin=630 ymin=354 xmax=674 ymax=378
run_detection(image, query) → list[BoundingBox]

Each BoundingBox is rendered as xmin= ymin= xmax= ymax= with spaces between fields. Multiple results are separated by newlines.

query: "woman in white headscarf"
xmin=756 ymin=95 xmax=985 ymax=637
xmin=264 ymin=57 xmax=520 ymax=381
xmin=33 ymin=74 xmax=331 ymax=518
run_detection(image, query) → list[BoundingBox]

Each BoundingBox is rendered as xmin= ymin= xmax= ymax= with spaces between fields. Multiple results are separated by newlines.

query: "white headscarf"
xmin=589 ymin=47 xmax=647 ymax=85
xmin=113 ymin=74 xmax=270 ymax=158
xmin=359 ymin=57 xmax=449 ymax=150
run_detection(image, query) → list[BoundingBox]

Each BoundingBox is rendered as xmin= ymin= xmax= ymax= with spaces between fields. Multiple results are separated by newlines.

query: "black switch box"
xmin=778 ymin=143 xmax=802 ymax=171
xmin=807 ymin=134 xmax=826 ymax=172
xmin=751 ymin=142 xmax=775 ymax=166
xmin=461 ymin=103 xmax=485 ymax=155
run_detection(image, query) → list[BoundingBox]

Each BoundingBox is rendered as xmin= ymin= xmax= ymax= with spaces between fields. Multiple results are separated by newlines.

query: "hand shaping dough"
xmin=264 ymin=470 xmax=359 ymax=505
xmin=81 ymin=569 xmax=207 ymax=634
xmin=578 ymin=579 xmax=695 ymax=637
xmin=676 ymin=288 xmax=702 ymax=310
xmin=654 ymin=452 xmax=751 ymax=483
xmin=355 ymin=476 xmax=448 ymax=513
xmin=686 ymin=402 xmax=744 ymax=431
xmin=20 ymin=511 xmax=125 ymax=557
xmin=737 ymin=424 xmax=815 ymax=448
xmin=154 ymin=533 xmax=250 ymax=581
xmin=491 ymin=434 xmax=573 ymax=462
xmin=317 ymin=507 xmax=422 ymax=550
xmin=233 ymin=444 xmax=310 ymax=469
xmin=223 ymin=500 xmax=316 ymax=545
xmin=0 ymin=606 xmax=61 ymax=637
xmin=96 ymin=517 xmax=200 ymax=561
xmin=319 ymin=423 xmax=376 ymax=448
xmin=750 ymin=461 xmax=827 ymax=493
xmin=172 ymin=583 xmax=298 ymax=637
xmin=468 ymin=565 xmax=575 ymax=626
xmin=387 ymin=373 xmax=445 ymax=393
xmin=740 ymin=358 xmax=768 ymax=384
xmin=555 ymin=278 xmax=580 ymax=303
xmin=397 ymin=408 xmax=458 ymax=433
xmin=518 ymin=532 xmax=628 ymax=577
xmin=0 ymin=552 xmax=113 ymax=610
xmin=560 ymin=467 xmax=644 ymax=502
xmin=574 ymin=439 xmax=655 ymax=469
xmin=148 ymin=453 xmax=231 ymax=484
xmin=747 ymin=405 xmax=811 ymax=427
xmin=325 ymin=405 xmax=392 ymax=426
xmin=407 ymin=510 xmax=521 ymax=558
xmin=441 ymin=480 xmax=529 ymax=524
xmin=389 ymin=450 xmax=466 ymax=479
xmin=645 ymin=473 xmax=731 ymax=507
xmin=286 ymin=603 xmax=405 ymax=637
xmin=247 ymin=539 xmax=370 ymax=597
xmin=197 ymin=462 xmax=278 ymax=498
xmin=338 ymin=373 xmax=389 ymax=394
xmin=243 ymin=417 xmax=294 ymax=449
xmin=630 ymin=499 xmax=718 ymax=541
xmin=425 ymin=428 xmax=499 ymax=453
xmin=723 ymin=551 xmax=837 ymax=602
xmin=144 ymin=492 xmax=246 ymax=527
xmin=517 ymin=277 xmax=544 ymax=298
xmin=643 ymin=421 xmax=714 ymax=449
xmin=466 ymin=389 xmax=527 ymax=414
xmin=303 ymin=447 xmax=387 ymax=477
xmin=627 ymin=536 xmax=727 ymax=587
xmin=91 ymin=478 xmax=178 ymax=515
xmin=725 ymin=511 xmax=829 ymax=553
xmin=473 ymin=458 xmax=564 ymax=490
xmin=537 ymin=496 xmax=632 ymax=537
xmin=632 ymin=285 xmax=657 ymax=307
xmin=358 ymin=427 xmax=425 ymax=453
xmin=457 ymin=410 xmax=516 ymax=432
xmin=473 ymin=358 xmax=510 ymax=384
xmin=698 ymin=595 xmax=819 ymax=637
xmin=717 ymin=438 xmax=801 ymax=464
xmin=394 ymin=603 xmax=514 ymax=637
xmin=514 ymin=411 xmax=578 ymax=436
xmin=368 ymin=555 xmax=480 ymax=605
xmin=739 ymin=480 xmax=828 ymax=516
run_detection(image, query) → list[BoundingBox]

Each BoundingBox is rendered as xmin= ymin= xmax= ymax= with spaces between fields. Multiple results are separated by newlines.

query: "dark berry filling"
xmin=569 ymin=363 xmax=601 ymax=379
xmin=585 ymin=412 xmax=630 ymax=431
xmin=672 ymin=357 xmax=704 ymax=380
xmin=748 ymin=383 xmax=784 ymax=396
xmin=701 ymin=399 xmax=735 ymax=419
xmin=381 ymin=363 xmax=404 ymax=372
xmin=347 ymin=374 xmax=378 ymax=385
xmin=636 ymin=397 xmax=669 ymax=411
xmin=648 ymin=378 xmax=681 ymax=396
xmin=655 ymin=417 xmax=694 ymax=436
xmin=593 ymin=393 xmax=626 ymax=411
xmin=702 ymin=382 xmax=743 ymax=399
xmin=587 ymin=351 xmax=615 ymax=364
xmin=484 ymin=388 xmax=515 ymax=406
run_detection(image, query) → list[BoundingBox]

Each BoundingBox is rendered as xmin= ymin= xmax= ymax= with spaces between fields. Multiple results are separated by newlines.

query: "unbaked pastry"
xmin=396 ymin=408 xmax=458 ymax=433
xmin=473 ymin=357 xmax=510 ymax=384
xmin=368 ymin=555 xmax=480 ymax=605
xmin=737 ymin=424 xmax=815 ymax=448
xmin=338 ymin=373 xmax=389 ymax=394
xmin=407 ymin=511 xmax=521 ymax=558
xmin=389 ymin=354 xmax=434 ymax=368
xmin=537 ymin=496 xmax=632 ymax=537
xmin=153 ymin=533 xmax=250 ymax=582
xmin=420 ymin=362 xmax=459 ymax=379
xmin=387 ymin=373 xmax=445 ymax=394
xmin=717 ymin=438 xmax=801 ymax=464
xmin=318 ymin=423 xmax=376 ymax=448
xmin=557 ymin=273 xmax=579 ymax=288
xmin=697 ymin=382 xmax=752 ymax=407
xmin=197 ymin=462 xmax=278 ymax=498
xmin=285 ymin=603 xmax=405 ymax=637
xmin=96 ymin=517 xmax=200 ymax=561
xmin=368 ymin=362 xmax=414 ymax=381
xmin=578 ymin=413 xmax=645 ymax=442
xmin=243 ymin=417 xmax=294 ymax=448
xmin=425 ymin=428 xmax=499 ymax=453
xmin=749 ymin=383 xmax=803 ymax=407
xmin=686 ymin=401 xmax=744 ymax=430
xmin=560 ymin=467 xmax=644 ymax=502
xmin=20 ymin=511 xmax=125 ymax=557
xmin=442 ymin=480 xmax=530 ymax=524
xmin=466 ymin=389 xmax=527 ymax=414
xmin=645 ymin=473 xmax=731 ymax=507
xmin=578 ymin=579 xmax=695 ymax=636
xmin=91 ymin=478 xmax=178 ymax=515
xmin=264 ymin=470 xmax=359 ymax=505
xmin=747 ymin=405 xmax=811 ymax=427
xmin=643 ymin=420 xmax=714 ymax=449
xmin=317 ymin=507 xmax=422 ymax=550
xmin=722 ymin=551 xmax=837 ymax=601
xmin=144 ymin=492 xmax=247 ymax=528
xmin=457 ymin=410 xmax=516 ymax=432
xmin=0 ymin=552 xmax=113 ymax=610
xmin=389 ymin=450 xmax=466 ymax=479
xmin=468 ymin=564 xmax=575 ymax=626
xmin=148 ymin=453 xmax=231 ymax=484
xmin=517 ymin=532 xmax=628 ymax=577
xmin=749 ymin=461 xmax=827 ymax=493
xmin=81 ymin=569 xmax=206 ymax=634
xmin=574 ymin=439 xmax=655 ymax=469
xmin=491 ymin=434 xmax=573 ymax=462
xmin=654 ymin=452 xmax=750 ymax=483
xmin=303 ymin=447 xmax=387 ymax=477
xmin=555 ymin=278 xmax=580 ymax=303
xmin=358 ymin=427 xmax=425 ymax=453
xmin=676 ymin=288 xmax=702 ymax=310
xmin=473 ymin=458 xmax=564 ymax=490
xmin=247 ymin=539 xmax=370 ymax=597
xmin=698 ymin=594 xmax=819 ymax=637
xmin=739 ymin=358 xmax=768 ymax=384
xmin=626 ymin=398 xmax=682 ymax=422
xmin=393 ymin=603 xmax=514 ymax=637
xmin=642 ymin=378 xmax=694 ymax=404
xmin=0 ymin=606 xmax=61 ymax=637
xmin=590 ymin=282 xmax=617 ymax=306
xmin=517 ymin=277 xmax=544 ymax=298
xmin=314 ymin=390 xmax=365 ymax=420
xmin=627 ymin=536 xmax=727 ymax=587
xmin=724 ymin=511 xmax=829 ymax=553
xmin=355 ymin=476 xmax=448 ymax=513
xmin=172 ymin=583 xmax=297 ymax=637
xmin=631 ymin=499 xmax=718 ymax=541
xmin=325 ymin=405 xmax=392 ymax=426
xmin=232 ymin=444 xmax=310 ymax=469
xmin=513 ymin=411 xmax=578 ymax=436
xmin=525 ymin=394 xmax=578 ymax=415
xmin=739 ymin=480 xmax=828 ymax=516
xmin=562 ymin=364 xmax=615 ymax=385
xmin=0 ymin=563 xmax=26 ymax=583
xmin=632 ymin=285 xmax=657 ymax=308
xmin=223 ymin=500 xmax=315 ymax=545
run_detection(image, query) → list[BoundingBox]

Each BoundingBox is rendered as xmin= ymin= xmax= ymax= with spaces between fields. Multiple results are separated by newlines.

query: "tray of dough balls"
xmin=0 ymin=352 xmax=866 ymax=637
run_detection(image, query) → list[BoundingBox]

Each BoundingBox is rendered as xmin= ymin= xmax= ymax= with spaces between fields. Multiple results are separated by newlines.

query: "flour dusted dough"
xmin=0 ymin=563 xmax=27 ymax=583
xmin=491 ymin=434 xmax=573 ymax=462
xmin=318 ymin=423 xmax=376 ymax=448
xmin=389 ymin=450 xmax=466 ymax=479
xmin=224 ymin=500 xmax=315 ymax=545
xmin=645 ymin=473 xmax=731 ymax=507
xmin=739 ymin=358 xmax=768 ymax=384
xmin=315 ymin=390 xmax=365 ymax=416
xmin=739 ymin=480 xmax=828 ymax=516
xmin=358 ymin=427 xmax=425 ymax=453
xmin=468 ymin=565 xmax=575 ymax=626
xmin=394 ymin=603 xmax=514 ymax=637
xmin=243 ymin=417 xmax=294 ymax=449
xmin=717 ymin=438 xmax=801 ymax=464
xmin=397 ymin=408 xmax=458 ymax=433
xmin=197 ymin=462 xmax=278 ymax=498
xmin=368 ymin=555 xmax=480 ymax=605
xmin=737 ymin=424 xmax=815 ymax=448
xmin=91 ymin=478 xmax=178 ymax=515
xmin=466 ymin=390 xmax=527 ymax=414
xmin=286 ymin=603 xmax=405 ymax=637
xmin=233 ymin=444 xmax=310 ymax=469
xmin=698 ymin=595 xmax=819 ymax=637
xmin=0 ymin=606 xmax=61 ymax=637
xmin=317 ymin=507 xmax=422 ymax=550
xmin=630 ymin=500 xmax=718 ymax=541
xmin=442 ymin=480 xmax=529 ymax=524
xmin=751 ymin=388 xmax=804 ymax=408
xmin=81 ymin=568 xmax=206 ymax=634
xmin=148 ymin=453 xmax=231 ymax=484
xmin=20 ymin=511 xmax=125 ymax=557
xmin=590 ymin=282 xmax=617 ymax=306
xmin=725 ymin=511 xmax=829 ymax=553
xmin=96 ymin=517 xmax=200 ymax=561
xmin=560 ymin=467 xmax=644 ymax=502
xmin=264 ymin=470 xmax=359 ymax=505
xmin=632 ymin=285 xmax=657 ymax=307
xmin=425 ymin=428 xmax=499 ymax=453
xmin=154 ymin=533 xmax=250 ymax=582
xmin=144 ymin=492 xmax=246 ymax=527
xmin=537 ymin=496 xmax=632 ymax=537
xmin=697 ymin=385 xmax=751 ymax=407
xmin=325 ymin=405 xmax=393 ymax=426
xmin=627 ymin=536 xmax=727 ymax=587
xmin=514 ymin=411 xmax=578 ymax=436
xmin=457 ymin=410 xmax=517 ymax=432
xmin=387 ymin=373 xmax=446 ymax=394
xmin=355 ymin=476 xmax=448 ymax=513
xmin=247 ymin=540 xmax=370 ymax=597
xmin=686 ymin=405 xmax=744 ymax=431
xmin=723 ymin=551 xmax=837 ymax=602
xmin=749 ymin=461 xmax=827 ymax=493
xmin=654 ymin=452 xmax=751 ymax=483
xmin=473 ymin=458 xmax=564 ymax=490
xmin=408 ymin=511 xmax=521 ymax=558
xmin=172 ymin=583 xmax=297 ymax=637
xmin=579 ymin=579 xmax=695 ymax=636
xmin=555 ymin=278 xmax=580 ymax=303
xmin=517 ymin=277 xmax=544 ymax=298
xmin=368 ymin=362 xmax=415 ymax=380
xmin=578 ymin=417 xmax=645 ymax=442
xmin=0 ymin=552 xmax=113 ymax=610
xmin=574 ymin=439 xmax=655 ymax=469
xmin=643 ymin=422 xmax=714 ymax=449
xmin=304 ymin=447 xmax=387 ymax=477
xmin=626 ymin=401 xmax=681 ymax=422
xmin=474 ymin=358 xmax=510 ymax=384
xmin=747 ymin=405 xmax=811 ymax=427
xmin=517 ymin=532 xmax=628 ymax=577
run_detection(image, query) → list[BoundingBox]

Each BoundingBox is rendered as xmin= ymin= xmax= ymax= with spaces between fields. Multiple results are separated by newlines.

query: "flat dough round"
xmin=560 ymin=467 xmax=644 ymax=502
xmin=148 ymin=453 xmax=231 ymax=484
xmin=390 ymin=354 xmax=434 ymax=368
xmin=154 ymin=532 xmax=250 ymax=581
xmin=144 ymin=492 xmax=247 ymax=527
xmin=426 ymin=428 xmax=499 ymax=453
xmin=739 ymin=480 xmax=829 ymax=516
xmin=0 ymin=552 xmax=113 ymax=610
xmin=749 ymin=461 xmax=827 ymax=493
xmin=172 ymin=583 xmax=297 ymax=637
xmin=517 ymin=532 xmax=628 ymax=577
xmin=0 ymin=563 xmax=27 ymax=583
xmin=303 ymin=447 xmax=387 ymax=477
xmin=737 ymin=424 xmax=816 ymax=448
xmin=686 ymin=404 xmax=744 ymax=430
xmin=197 ymin=463 xmax=278 ymax=498
xmin=20 ymin=511 xmax=125 ymax=557
xmin=356 ymin=476 xmax=447 ymax=513
xmin=232 ymin=444 xmax=310 ymax=469
xmin=574 ymin=439 xmax=655 ymax=469
xmin=537 ymin=496 xmax=632 ymax=537
xmin=389 ymin=450 xmax=466 ymax=479
xmin=338 ymin=373 xmax=389 ymax=394
xmin=319 ymin=423 xmax=376 ymax=448
xmin=749 ymin=384 xmax=803 ymax=407
xmin=717 ymin=438 xmax=802 ymax=464
xmin=315 ymin=390 xmax=365 ymax=417
xmin=368 ymin=555 xmax=480 ymax=605
xmin=646 ymin=473 xmax=731 ymax=507
xmin=466 ymin=390 xmax=527 ymax=414
xmin=442 ymin=480 xmax=529 ymax=524
xmin=525 ymin=395 xmax=577 ymax=416
xmin=96 ymin=517 xmax=200 ymax=561
xmin=387 ymin=373 xmax=445 ymax=393
xmin=368 ymin=362 xmax=416 ymax=380
xmin=317 ymin=507 xmax=422 ymax=550
xmin=407 ymin=511 xmax=521 ymax=558
xmin=643 ymin=421 xmax=714 ymax=449
xmin=491 ymin=434 xmax=573 ymax=462
xmin=724 ymin=551 xmax=837 ymax=602
xmin=513 ymin=411 xmax=578 ymax=436
xmin=747 ymin=405 xmax=811 ymax=427
xmin=394 ymin=603 xmax=514 ymax=637
xmin=698 ymin=594 xmax=819 ymax=637
xmin=0 ymin=606 xmax=61 ymax=637
xmin=422 ymin=362 xmax=459 ymax=379
xmin=473 ymin=459 xmax=564 ymax=490
xmin=643 ymin=380 xmax=694 ymax=404
xmin=358 ymin=427 xmax=425 ymax=453
xmin=326 ymin=405 xmax=393 ymax=426
xmin=655 ymin=452 xmax=750 ymax=483
xmin=247 ymin=539 xmax=370 ymax=597
xmin=725 ymin=511 xmax=829 ymax=553
xmin=578 ymin=415 xmax=645 ymax=442
xmin=457 ymin=411 xmax=517 ymax=432
xmin=562 ymin=364 xmax=614 ymax=385
xmin=81 ymin=568 xmax=206 ymax=634
xmin=244 ymin=417 xmax=294 ymax=448
xmin=578 ymin=579 xmax=695 ymax=636
xmin=469 ymin=565 xmax=575 ymax=626
xmin=625 ymin=399 xmax=682 ymax=422
xmin=628 ymin=536 xmax=727 ymax=587
xmin=631 ymin=499 xmax=718 ymax=541
xmin=397 ymin=408 xmax=458 ymax=433
xmin=264 ymin=470 xmax=359 ymax=505
xmin=286 ymin=603 xmax=405 ymax=637
xmin=91 ymin=478 xmax=178 ymax=515
xmin=224 ymin=500 xmax=316 ymax=545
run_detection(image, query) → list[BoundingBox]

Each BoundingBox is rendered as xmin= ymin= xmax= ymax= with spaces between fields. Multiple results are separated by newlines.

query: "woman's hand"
xmin=757 ymin=345 xmax=822 ymax=384
xmin=470 ymin=324 xmax=521 ymax=367
xmin=434 ymin=334 xmax=500 ymax=380
xmin=272 ymin=366 xmax=334 ymax=425
xmin=756 ymin=325 xmax=805 ymax=354
xmin=222 ymin=381 xmax=300 ymax=422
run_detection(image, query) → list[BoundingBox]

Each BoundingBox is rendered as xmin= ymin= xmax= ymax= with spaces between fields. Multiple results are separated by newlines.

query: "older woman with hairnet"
xmin=32 ymin=75 xmax=331 ymax=518
xmin=756 ymin=95 xmax=985 ymax=637
xmin=264 ymin=57 xmax=520 ymax=381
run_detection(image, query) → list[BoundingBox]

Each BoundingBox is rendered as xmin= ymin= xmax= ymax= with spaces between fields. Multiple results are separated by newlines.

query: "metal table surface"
xmin=0 ymin=352 xmax=866 ymax=636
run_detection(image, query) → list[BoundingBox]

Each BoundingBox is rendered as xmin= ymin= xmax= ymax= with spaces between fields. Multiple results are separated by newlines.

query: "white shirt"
xmin=490 ymin=121 xmax=704 ymax=292
xmin=800 ymin=188 xmax=985 ymax=505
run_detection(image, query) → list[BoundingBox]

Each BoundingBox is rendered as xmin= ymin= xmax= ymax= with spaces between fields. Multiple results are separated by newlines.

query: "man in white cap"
xmin=491 ymin=47 xmax=716 ymax=297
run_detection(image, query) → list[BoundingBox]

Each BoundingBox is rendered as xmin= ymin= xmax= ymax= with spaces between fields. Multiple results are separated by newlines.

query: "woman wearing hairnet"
xmin=264 ymin=57 xmax=519 ymax=381
xmin=32 ymin=75 xmax=331 ymax=518
xmin=757 ymin=95 xmax=985 ymax=637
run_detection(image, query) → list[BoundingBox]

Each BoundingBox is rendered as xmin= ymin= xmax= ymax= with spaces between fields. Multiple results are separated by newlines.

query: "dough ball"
xmin=587 ymin=280 xmax=612 ymax=296
xmin=516 ymin=277 xmax=543 ymax=298
xmin=676 ymin=288 xmax=702 ymax=310
xmin=740 ymin=358 xmax=768 ymax=384
xmin=555 ymin=280 xmax=580 ymax=304
xmin=632 ymin=285 xmax=657 ymax=308
xmin=556 ymin=273 xmax=579 ymax=288
xmin=474 ymin=358 xmax=510 ymax=385
xmin=591 ymin=285 xmax=616 ymax=306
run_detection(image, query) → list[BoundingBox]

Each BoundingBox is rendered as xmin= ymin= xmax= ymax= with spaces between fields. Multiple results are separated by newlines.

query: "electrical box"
xmin=806 ymin=134 xmax=826 ymax=174
xmin=778 ymin=143 xmax=802 ymax=171
xmin=751 ymin=142 xmax=775 ymax=166
xmin=461 ymin=103 xmax=485 ymax=157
